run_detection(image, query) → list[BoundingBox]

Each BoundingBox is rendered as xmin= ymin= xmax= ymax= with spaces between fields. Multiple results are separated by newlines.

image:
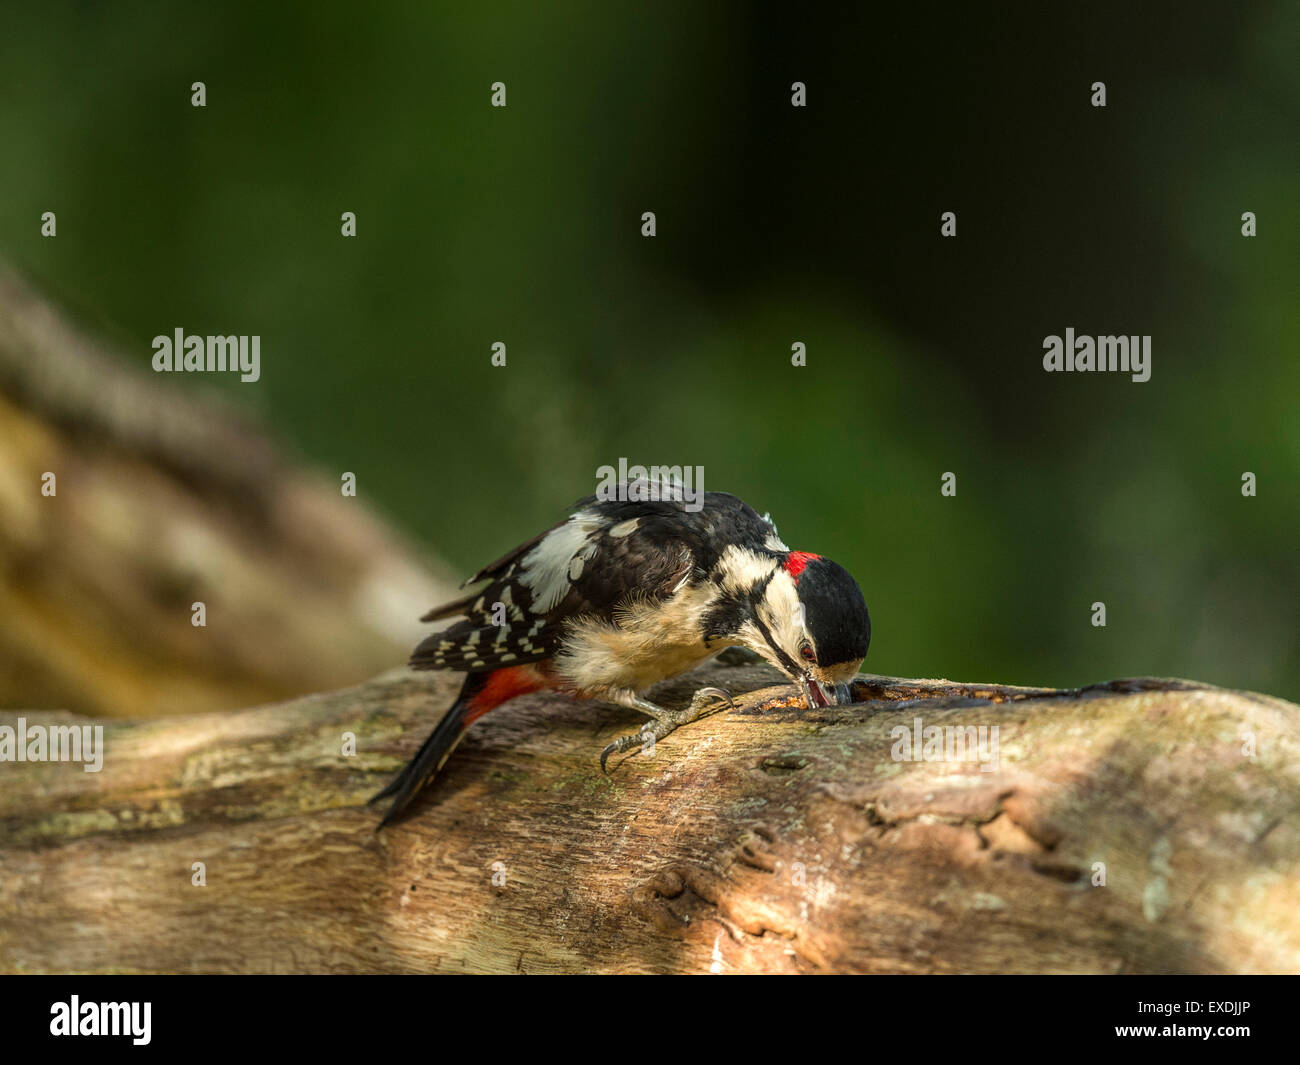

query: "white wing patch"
xmin=518 ymin=510 xmax=603 ymax=613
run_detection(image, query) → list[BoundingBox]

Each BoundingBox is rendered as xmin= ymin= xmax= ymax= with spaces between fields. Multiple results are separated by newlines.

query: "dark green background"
xmin=2 ymin=3 xmax=1296 ymax=695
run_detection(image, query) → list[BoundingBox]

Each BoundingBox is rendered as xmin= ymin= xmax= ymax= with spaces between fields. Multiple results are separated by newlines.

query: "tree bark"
xmin=2 ymin=660 xmax=1296 ymax=973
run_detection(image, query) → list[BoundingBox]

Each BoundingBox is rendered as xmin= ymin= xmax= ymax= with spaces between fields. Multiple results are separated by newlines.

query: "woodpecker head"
xmin=739 ymin=551 xmax=871 ymax=707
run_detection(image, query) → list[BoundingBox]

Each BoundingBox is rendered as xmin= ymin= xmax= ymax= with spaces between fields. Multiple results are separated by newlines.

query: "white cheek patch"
xmin=760 ymin=572 xmax=804 ymax=650
xmin=716 ymin=545 xmax=777 ymax=596
xmin=738 ymin=620 xmax=788 ymax=675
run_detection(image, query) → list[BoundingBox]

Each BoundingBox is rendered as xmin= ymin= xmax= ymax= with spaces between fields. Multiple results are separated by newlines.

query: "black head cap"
xmin=793 ymin=556 xmax=871 ymax=667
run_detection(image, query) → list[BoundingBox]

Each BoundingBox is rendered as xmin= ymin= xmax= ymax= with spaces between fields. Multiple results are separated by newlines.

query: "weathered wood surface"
xmin=1 ymin=660 xmax=1297 ymax=974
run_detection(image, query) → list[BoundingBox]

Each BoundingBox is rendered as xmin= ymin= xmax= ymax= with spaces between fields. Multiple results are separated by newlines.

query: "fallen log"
xmin=1 ymin=660 xmax=1297 ymax=973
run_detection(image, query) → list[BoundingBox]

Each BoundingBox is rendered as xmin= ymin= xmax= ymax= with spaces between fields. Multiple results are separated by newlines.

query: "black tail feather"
xmin=371 ymin=674 xmax=487 ymax=828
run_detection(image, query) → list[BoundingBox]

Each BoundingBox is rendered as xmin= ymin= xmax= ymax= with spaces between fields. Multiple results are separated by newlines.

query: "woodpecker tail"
xmin=370 ymin=664 xmax=552 ymax=828
xmin=369 ymin=672 xmax=486 ymax=828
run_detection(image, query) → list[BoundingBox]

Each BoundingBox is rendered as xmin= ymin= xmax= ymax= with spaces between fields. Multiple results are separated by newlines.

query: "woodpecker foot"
xmin=600 ymin=687 xmax=735 ymax=773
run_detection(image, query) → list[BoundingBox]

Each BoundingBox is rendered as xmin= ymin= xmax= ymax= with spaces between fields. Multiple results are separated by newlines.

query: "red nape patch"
xmin=464 ymin=665 xmax=552 ymax=725
xmin=783 ymin=551 xmax=821 ymax=581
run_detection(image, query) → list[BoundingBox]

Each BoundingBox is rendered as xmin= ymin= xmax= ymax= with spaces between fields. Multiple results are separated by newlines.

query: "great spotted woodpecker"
xmin=370 ymin=486 xmax=870 ymax=826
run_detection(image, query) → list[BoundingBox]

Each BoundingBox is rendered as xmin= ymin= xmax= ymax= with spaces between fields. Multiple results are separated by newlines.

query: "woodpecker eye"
xmin=799 ymin=643 xmax=816 ymax=663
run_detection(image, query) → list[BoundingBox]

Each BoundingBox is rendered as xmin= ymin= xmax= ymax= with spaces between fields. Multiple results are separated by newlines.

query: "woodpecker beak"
xmin=800 ymin=676 xmax=836 ymax=708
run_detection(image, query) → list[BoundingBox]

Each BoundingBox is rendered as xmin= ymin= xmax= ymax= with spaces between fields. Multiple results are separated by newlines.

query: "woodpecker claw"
xmin=600 ymin=726 xmax=654 ymax=774
xmin=691 ymin=686 xmax=736 ymax=712
xmin=600 ymin=686 xmax=735 ymax=774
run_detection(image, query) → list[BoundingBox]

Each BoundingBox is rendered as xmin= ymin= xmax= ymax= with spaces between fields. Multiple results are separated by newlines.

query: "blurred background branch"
xmin=0 ymin=265 xmax=452 ymax=716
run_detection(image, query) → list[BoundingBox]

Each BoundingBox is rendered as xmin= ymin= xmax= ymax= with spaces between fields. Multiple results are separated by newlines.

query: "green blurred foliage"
xmin=1 ymin=3 xmax=1295 ymax=695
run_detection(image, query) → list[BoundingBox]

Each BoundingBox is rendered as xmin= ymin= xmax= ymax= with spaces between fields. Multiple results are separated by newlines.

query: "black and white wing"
xmin=409 ymin=490 xmax=780 ymax=673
